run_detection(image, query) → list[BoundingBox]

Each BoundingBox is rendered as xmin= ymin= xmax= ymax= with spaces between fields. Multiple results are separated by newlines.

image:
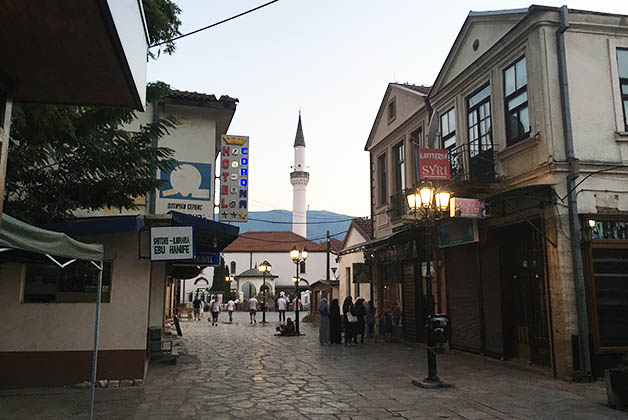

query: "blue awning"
xmin=44 ymin=215 xmax=144 ymax=237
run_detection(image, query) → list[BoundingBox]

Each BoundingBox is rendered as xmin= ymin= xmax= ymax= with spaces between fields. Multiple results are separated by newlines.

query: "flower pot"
xmin=605 ymin=368 xmax=628 ymax=410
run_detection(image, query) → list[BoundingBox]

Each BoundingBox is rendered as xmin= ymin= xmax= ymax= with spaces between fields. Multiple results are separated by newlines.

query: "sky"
xmin=147 ymin=0 xmax=628 ymax=218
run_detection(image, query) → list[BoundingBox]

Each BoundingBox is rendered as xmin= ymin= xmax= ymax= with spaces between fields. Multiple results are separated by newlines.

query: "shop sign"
xmin=219 ymin=135 xmax=249 ymax=222
xmin=450 ymin=197 xmax=486 ymax=219
xmin=157 ymin=161 xmax=212 ymax=218
xmin=150 ymin=226 xmax=194 ymax=261
xmin=437 ymin=219 xmax=478 ymax=248
xmin=353 ymin=263 xmax=372 ymax=283
xmin=192 ymin=252 xmax=221 ymax=266
xmin=416 ymin=148 xmax=450 ymax=181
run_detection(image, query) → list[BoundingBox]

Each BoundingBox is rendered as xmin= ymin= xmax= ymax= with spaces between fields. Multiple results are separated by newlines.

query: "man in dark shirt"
xmin=192 ymin=295 xmax=202 ymax=321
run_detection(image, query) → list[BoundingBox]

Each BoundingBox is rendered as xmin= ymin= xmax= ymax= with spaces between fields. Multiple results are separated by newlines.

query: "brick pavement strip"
xmin=2 ymin=311 xmax=624 ymax=420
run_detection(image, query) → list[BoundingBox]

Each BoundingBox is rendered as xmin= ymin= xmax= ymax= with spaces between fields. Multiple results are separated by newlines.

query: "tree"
xmin=5 ymin=1 xmax=182 ymax=224
xmin=211 ymin=258 xmax=232 ymax=299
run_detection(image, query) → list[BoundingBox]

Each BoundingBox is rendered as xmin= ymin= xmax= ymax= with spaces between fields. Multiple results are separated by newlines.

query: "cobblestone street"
xmin=133 ymin=311 xmax=623 ymax=420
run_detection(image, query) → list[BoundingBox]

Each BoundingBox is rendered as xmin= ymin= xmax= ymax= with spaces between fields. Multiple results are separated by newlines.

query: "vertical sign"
xmin=416 ymin=148 xmax=451 ymax=180
xmin=219 ymin=135 xmax=249 ymax=222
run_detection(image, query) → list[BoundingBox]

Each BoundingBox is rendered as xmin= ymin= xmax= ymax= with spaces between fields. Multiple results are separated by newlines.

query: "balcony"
xmin=389 ymin=188 xmax=415 ymax=221
xmin=449 ymin=143 xmax=496 ymax=182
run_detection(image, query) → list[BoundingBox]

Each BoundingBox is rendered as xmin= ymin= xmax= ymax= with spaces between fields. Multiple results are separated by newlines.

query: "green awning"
xmin=0 ymin=214 xmax=103 ymax=261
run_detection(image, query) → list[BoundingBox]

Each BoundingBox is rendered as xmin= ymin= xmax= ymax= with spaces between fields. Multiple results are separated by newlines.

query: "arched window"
xmin=230 ymin=261 xmax=236 ymax=274
xmin=300 ymin=261 xmax=306 ymax=274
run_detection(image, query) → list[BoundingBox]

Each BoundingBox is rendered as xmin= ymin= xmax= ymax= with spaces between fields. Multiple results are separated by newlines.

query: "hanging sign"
xmin=437 ymin=219 xmax=478 ymax=248
xmin=192 ymin=252 xmax=221 ymax=266
xmin=450 ymin=197 xmax=486 ymax=218
xmin=416 ymin=148 xmax=450 ymax=180
xmin=150 ymin=226 xmax=194 ymax=261
xmin=219 ymin=135 xmax=249 ymax=222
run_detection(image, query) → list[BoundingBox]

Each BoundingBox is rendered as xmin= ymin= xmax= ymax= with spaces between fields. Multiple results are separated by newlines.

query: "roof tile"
xmin=224 ymin=231 xmax=327 ymax=252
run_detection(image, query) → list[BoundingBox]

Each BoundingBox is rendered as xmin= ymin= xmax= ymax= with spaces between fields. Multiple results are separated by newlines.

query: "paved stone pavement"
xmin=133 ymin=311 xmax=624 ymax=420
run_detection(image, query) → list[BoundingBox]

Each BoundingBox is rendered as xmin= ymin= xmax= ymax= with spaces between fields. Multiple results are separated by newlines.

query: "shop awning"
xmin=0 ymin=214 xmax=103 ymax=261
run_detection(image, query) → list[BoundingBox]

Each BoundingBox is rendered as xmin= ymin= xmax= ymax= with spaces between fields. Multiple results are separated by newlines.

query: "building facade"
xmin=338 ymin=218 xmax=373 ymax=304
xmin=366 ymin=6 xmax=628 ymax=377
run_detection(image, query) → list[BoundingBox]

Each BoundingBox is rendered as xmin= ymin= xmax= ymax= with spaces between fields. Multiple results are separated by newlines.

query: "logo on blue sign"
xmin=160 ymin=162 xmax=212 ymax=201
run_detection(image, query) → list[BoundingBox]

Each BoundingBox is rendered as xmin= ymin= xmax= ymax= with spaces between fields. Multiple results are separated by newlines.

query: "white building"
xmin=338 ymin=218 xmax=373 ymax=304
xmin=222 ymin=231 xmax=338 ymax=299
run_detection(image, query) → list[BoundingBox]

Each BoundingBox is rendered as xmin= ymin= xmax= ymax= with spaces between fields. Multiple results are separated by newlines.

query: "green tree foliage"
xmin=5 ymin=1 xmax=183 ymax=224
xmin=143 ymin=0 xmax=182 ymax=58
xmin=211 ymin=258 xmax=232 ymax=298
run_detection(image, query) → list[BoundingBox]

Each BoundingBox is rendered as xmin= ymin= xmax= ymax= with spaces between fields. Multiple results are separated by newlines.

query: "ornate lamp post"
xmin=257 ymin=260 xmax=272 ymax=324
xmin=407 ymin=184 xmax=452 ymax=388
xmin=290 ymin=246 xmax=308 ymax=335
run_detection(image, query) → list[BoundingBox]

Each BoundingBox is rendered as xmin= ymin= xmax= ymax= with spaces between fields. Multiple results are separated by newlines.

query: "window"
xmin=23 ymin=261 xmax=113 ymax=303
xmin=410 ymin=127 xmax=423 ymax=147
xmin=393 ymin=141 xmax=405 ymax=192
xmin=377 ymin=154 xmax=387 ymax=204
xmin=230 ymin=261 xmax=236 ymax=274
xmin=387 ymin=97 xmax=396 ymax=123
xmin=300 ymin=261 xmax=306 ymax=274
xmin=354 ymin=281 xmax=360 ymax=298
xmin=467 ymin=85 xmax=492 ymax=157
xmin=618 ymin=49 xmax=628 ymax=131
xmin=504 ymin=56 xmax=530 ymax=145
xmin=440 ymin=108 xmax=456 ymax=151
xmin=345 ymin=267 xmax=351 ymax=297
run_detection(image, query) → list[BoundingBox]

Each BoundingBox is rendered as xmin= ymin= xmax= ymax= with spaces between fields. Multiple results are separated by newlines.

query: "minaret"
xmin=290 ymin=112 xmax=309 ymax=237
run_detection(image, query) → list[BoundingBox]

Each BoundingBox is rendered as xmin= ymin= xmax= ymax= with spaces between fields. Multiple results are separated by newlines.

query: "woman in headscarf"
xmin=318 ymin=298 xmax=330 ymax=345
xmin=329 ymin=299 xmax=342 ymax=344
xmin=342 ymin=296 xmax=355 ymax=346
xmin=354 ymin=298 xmax=366 ymax=344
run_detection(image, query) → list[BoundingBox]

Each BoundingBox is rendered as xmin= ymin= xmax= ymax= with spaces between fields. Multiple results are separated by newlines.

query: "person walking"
xmin=318 ymin=298 xmax=331 ymax=345
xmin=248 ymin=295 xmax=259 ymax=324
xmin=226 ymin=298 xmax=235 ymax=322
xmin=353 ymin=298 xmax=366 ymax=344
xmin=292 ymin=295 xmax=303 ymax=318
xmin=329 ymin=299 xmax=342 ymax=344
xmin=192 ymin=294 xmax=203 ymax=321
xmin=342 ymin=296 xmax=356 ymax=346
xmin=366 ymin=300 xmax=376 ymax=340
xmin=277 ymin=292 xmax=288 ymax=323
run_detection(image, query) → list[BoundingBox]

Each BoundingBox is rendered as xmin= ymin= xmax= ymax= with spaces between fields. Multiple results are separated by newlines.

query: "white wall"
xmin=0 ymin=232 xmax=151 ymax=351
xmin=223 ymin=251 xmax=337 ymax=288
xmin=338 ymin=226 xmax=371 ymax=304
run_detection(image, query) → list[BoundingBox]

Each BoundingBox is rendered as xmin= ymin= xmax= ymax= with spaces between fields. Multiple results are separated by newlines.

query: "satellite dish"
xmin=427 ymin=111 xmax=440 ymax=148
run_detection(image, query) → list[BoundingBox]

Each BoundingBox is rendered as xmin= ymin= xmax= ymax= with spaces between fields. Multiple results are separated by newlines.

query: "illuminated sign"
xmin=416 ymin=148 xmax=450 ymax=180
xmin=219 ymin=135 xmax=249 ymax=222
xmin=437 ymin=219 xmax=478 ymax=248
xmin=157 ymin=162 xmax=212 ymax=218
xmin=450 ymin=197 xmax=486 ymax=219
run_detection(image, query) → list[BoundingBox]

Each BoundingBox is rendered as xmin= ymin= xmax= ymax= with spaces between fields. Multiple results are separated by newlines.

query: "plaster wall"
xmin=149 ymin=262 xmax=166 ymax=328
xmin=0 ymin=232 xmax=150 ymax=352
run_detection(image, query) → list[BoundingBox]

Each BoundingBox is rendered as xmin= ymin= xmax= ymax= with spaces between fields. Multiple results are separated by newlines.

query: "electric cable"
xmin=237 ymin=230 xmax=348 ymax=244
xmin=149 ymin=0 xmax=280 ymax=48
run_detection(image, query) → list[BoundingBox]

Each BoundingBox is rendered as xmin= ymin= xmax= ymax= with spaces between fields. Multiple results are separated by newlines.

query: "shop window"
xmin=590 ymin=247 xmax=628 ymax=349
xmin=618 ymin=49 xmax=628 ymax=131
xmin=23 ymin=261 xmax=113 ymax=303
xmin=504 ymin=56 xmax=530 ymax=145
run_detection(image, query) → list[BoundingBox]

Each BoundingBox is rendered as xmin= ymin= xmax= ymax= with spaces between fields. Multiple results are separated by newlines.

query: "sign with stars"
xmin=219 ymin=135 xmax=249 ymax=222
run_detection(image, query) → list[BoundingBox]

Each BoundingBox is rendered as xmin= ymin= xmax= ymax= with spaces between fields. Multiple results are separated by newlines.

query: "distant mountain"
xmin=226 ymin=210 xmax=354 ymax=241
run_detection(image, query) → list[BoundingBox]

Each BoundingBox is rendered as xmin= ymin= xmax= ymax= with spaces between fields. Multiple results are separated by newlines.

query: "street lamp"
xmin=407 ymin=183 xmax=452 ymax=388
xmin=290 ymin=246 xmax=308 ymax=335
xmin=225 ymin=274 xmax=234 ymax=298
xmin=257 ymin=260 xmax=272 ymax=324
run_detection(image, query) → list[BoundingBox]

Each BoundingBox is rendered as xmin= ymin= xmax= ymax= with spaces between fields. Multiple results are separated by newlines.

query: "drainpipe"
xmin=556 ymin=5 xmax=592 ymax=375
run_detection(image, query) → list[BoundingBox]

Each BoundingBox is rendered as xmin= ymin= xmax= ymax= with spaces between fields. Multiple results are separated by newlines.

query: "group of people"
xmin=191 ymin=294 xmax=237 ymax=325
xmin=318 ymin=296 xmax=393 ymax=345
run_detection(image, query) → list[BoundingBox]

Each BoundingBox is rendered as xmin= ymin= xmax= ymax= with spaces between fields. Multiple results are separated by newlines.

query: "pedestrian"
xmin=209 ymin=295 xmax=221 ymax=326
xmin=354 ymin=298 xmax=366 ymax=344
xmin=248 ymin=295 xmax=259 ymax=324
xmin=318 ymin=298 xmax=330 ymax=345
xmin=329 ymin=299 xmax=342 ymax=344
xmin=292 ymin=295 xmax=303 ymax=318
xmin=343 ymin=296 xmax=357 ymax=346
xmin=277 ymin=292 xmax=287 ymax=323
xmin=384 ymin=311 xmax=393 ymax=342
xmin=226 ymin=297 xmax=235 ymax=322
xmin=275 ymin=317 xmax=295 ymax=336
xmin=366 ymin=301 xmax=376 ymax=340
xmin=192 ymin=294 xmax=203 ymax=321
